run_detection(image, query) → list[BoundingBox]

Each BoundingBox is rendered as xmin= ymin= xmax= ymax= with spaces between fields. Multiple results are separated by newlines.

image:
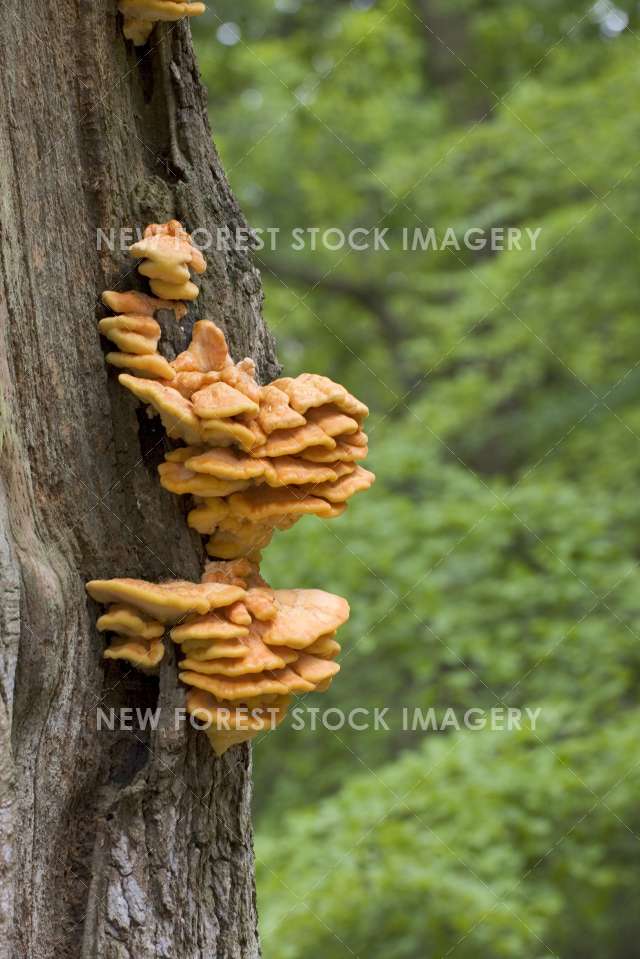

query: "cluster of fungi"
xmin=87 ymin=560 xmax=348 ymax=754
xmin=88 ymin=220 xmax=374 ymax=754
xmin=119 ymin=0 xmax=205 ymax=46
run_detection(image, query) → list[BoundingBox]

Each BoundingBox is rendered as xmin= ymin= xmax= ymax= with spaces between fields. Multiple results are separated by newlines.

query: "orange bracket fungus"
xmin=99 ymin=289 xmax=186 ymax=381
xmin=87 ymin=561 xmax=348 ymax=754
xmin=96 ymin=602 xmax=166 ymax=670
xmin=119 ymin=0 xmax=206 ymax=47
xmin=132 ymin=346 xmax=376 ymax=559
xmin=129 ymin=220 xmax=206 ymax=300
xmin=90 ymin=218 xmax=374 ymax=754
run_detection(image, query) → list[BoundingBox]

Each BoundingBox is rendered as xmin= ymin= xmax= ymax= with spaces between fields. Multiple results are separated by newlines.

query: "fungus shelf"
xmin=119 ymin=0 xmax=206 ymax=46
xmin=87 ymin=560 xmax=348 ymax=754
xmin=91 ymin=218 xmax=375 ymax=756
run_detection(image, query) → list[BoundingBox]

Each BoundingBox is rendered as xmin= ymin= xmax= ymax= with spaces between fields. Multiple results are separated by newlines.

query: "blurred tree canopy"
xmin=193 ymin=2 xmax=640 ymax=956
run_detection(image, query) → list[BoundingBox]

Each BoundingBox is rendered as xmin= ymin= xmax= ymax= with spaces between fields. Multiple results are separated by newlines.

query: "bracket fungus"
xmin=90 ymin=217 xmax=375 ymax=756
xmin=98 ymin=237 xmax=374 ymax=555
xmin=151 ymin=334 xmax=377 ymax=558
xmin=98 ymin=294 xmax=375 ymax=558
xmin=99 ymin=289 xmax=186 ymax=381
xmin=119 ymin=0 xmax=206 ymax=46
xmin=87 ymin=560 xmax=348 ymax=754
xmin=95 ymin=601 xmax=166 ymax=670
xmin=129 ymin=220 xmax=206 ymax=300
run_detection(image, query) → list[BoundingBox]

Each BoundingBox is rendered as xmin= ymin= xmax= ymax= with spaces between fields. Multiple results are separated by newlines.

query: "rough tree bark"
xmin=0 ymin=4 xmax=278 ymax=957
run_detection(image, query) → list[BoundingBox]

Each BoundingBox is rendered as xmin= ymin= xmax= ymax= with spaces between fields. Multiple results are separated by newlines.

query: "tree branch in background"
xmin=411 ymin=0 xmax=491 ymax=120
xmin=257 ymin=255 xmax=418 ymax=392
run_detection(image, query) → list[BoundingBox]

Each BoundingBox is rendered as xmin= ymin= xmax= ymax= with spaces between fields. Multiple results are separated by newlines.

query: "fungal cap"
xmin=96 ymin=604 xmax=164 ymax=639
xmin=227 ymin=487 xmax=338 ymax=522
xmin=302 ymin=437 xmax=369 ymax=463
xmin=178 ymin=670 xmax=291 ymax=700
xmin=120 ymin=1 xmax=206 ymax=25
xmin=98 ymin=315 xmax=160 ymax=355
xmin=186 ymin=690 xmax=290 ymax=755
xmin=220 ymin=364 xmax=262 ymax=404
xmin=236 ymin=417 xmax=267 ymax=449
xmin=185 ymin=447 xmax=266 ymax=481
xmin=272 ymin=374 xmax=369 ymax=419
xmin=227 ymin=601 xmax=252 ymax=626
xmin=106 ymin=352 xmax=175 ymax=380
xmin=244 ymin=588 xmax=277 ymax=621
xmin=205 ymin=724 xmax=270 ymax=756
xmin=186 ymin=690 xmax=290 ymax=730
xmin=270 ymin=666 xmax=315 ymax=694
xmin=199 ymin=418 xmax=259 ymax=450
xmin=346 ymin=430 xmax=369 ymax=447
xmin=129 ymin=232 xmax=197 ymax=267
xmin=307 ymin=465 xmax=376 ymax=503
xmin=86 ymin=578 xmax=245 ymax=623
xmin=265 ymin=589 xmax=350 ymax=648
xmin=261 ymin=456 xmax=338 ymax=488
xmin=168 ymin=372 xmax=220 ymax=399
xmin=165 ymin=446 xmax=204 ymax=463
xmin=118 ymin=374 xmax=202 ymax=445
xmin=192 ymin=381 xmax=260 ymax=419
xmin=149 ymin=278 xmax=199 ymax=301
xmin=139 ymin=259 xmax=191 ymax=285
xmin=121 ymin=17 xmax=154 ymax=45
xmin=180 ymin=638 xmax=248 ymax=660
xmin=101 ymin=289 xmax=187 ymax=320
xmin=144 ymin=220 xmax=191 ymax=240
xmin=103 ymin=636 xmax=165 ymax=668
xmin=187 ymin=499 xmax=231 ymax=535
xmin=305 ymin=635 xmax=341 ymax=658
xmin=252 ymin=422 xmax=336 ymax=458
xmin=257 ymin=385 xmax=307 ymax=434
xmin=179 ymin=633 xmax=294 ymax=676
xmin=172 ymin=321 xmax=229 ymax=373
xmin=292 ymin=653 xmax=340 ymax=685
xmin=158 ymin=462 xmax=249 ymax=497
xmin=331 ymin=461 xmax=359 ymax=478
xmin=304 ymin=406 xmax=360 ymax=437
xmin=143 ymin=221 xmax=207 ymax=273
xmin=170 ymin=612 xmax=250 ymax=643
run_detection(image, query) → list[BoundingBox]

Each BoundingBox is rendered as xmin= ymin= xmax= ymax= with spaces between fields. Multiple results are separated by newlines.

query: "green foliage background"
xmin=193 ymin=3 xmax=640 ymax=955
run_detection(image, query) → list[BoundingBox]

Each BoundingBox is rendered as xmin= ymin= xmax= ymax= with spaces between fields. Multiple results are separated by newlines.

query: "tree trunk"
xmin=0 ymin=5 xmax=277 ymax=957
